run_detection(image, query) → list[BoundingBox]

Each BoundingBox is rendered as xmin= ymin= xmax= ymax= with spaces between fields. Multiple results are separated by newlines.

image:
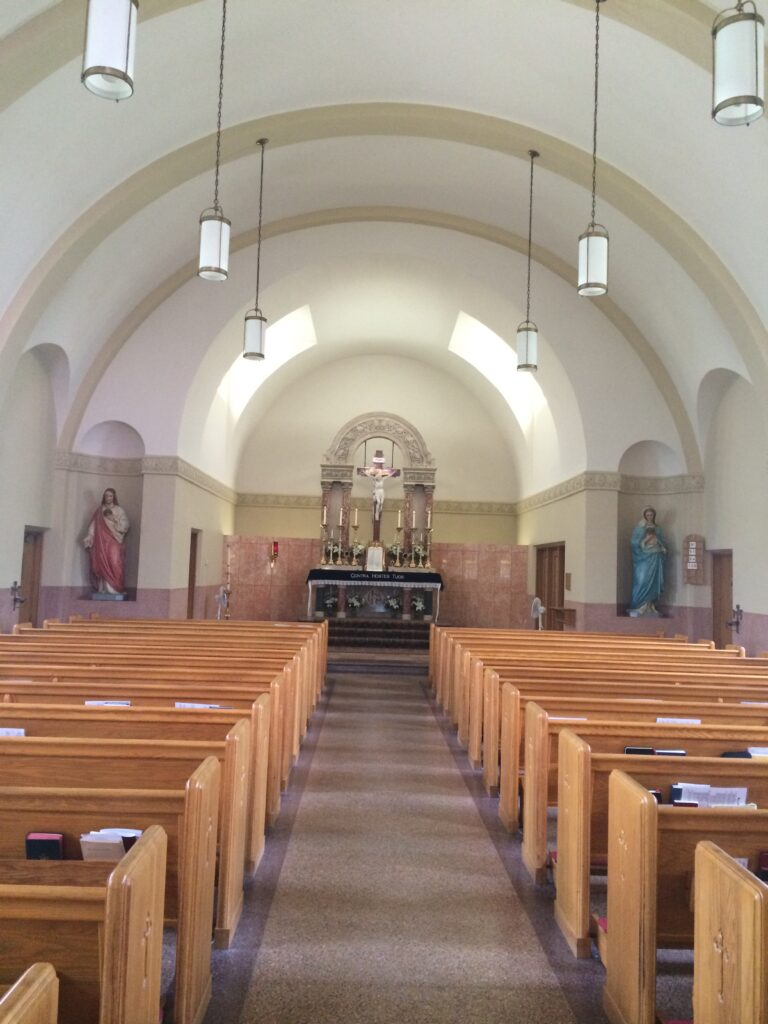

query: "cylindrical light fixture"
xmin=243 ymin=139 xmax=269 ymax=360
xmin=577 ymin=0 xmax=609 ymax=297
xmin=198 ymin=0 xmax=230 ymax=281
xmin=82 ymin=0 xmax=138 ymax=100
xmin=577 ymin=223 xmax=609 ymax=297
xmin=517 ymin=149 xmax=540 ymax=373
xmin=712 ymin=2 xmax=765 ymax=125
xmin=198 ymin=210 xmax=231 ymax=281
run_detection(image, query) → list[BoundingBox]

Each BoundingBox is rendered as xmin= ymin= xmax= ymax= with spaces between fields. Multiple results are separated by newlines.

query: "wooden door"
xmin=18 ymin=529 xmax=43 ymax=626
xmin=187 ymin=530 xmax=200 ymax=619
xmin=711 ymin=550 xmax=733 ymax=650
xmin=536 ymin=543 xmax=565 ymax=631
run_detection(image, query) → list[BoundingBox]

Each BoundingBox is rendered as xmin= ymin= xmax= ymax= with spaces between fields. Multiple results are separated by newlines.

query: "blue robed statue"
xmin=629 ymin=506 xmax=667 ymax=616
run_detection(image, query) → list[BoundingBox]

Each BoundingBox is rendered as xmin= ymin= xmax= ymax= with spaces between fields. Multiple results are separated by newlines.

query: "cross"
xmin=714 ymin=928 xmax=730 ymax=1003
xmin=356 ymin=450 xmax=401 ymax=542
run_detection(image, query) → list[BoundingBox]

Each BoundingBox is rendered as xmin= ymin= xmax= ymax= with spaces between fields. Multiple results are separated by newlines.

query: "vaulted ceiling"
xmin=1 ymin=0 xmax=765 ymax=493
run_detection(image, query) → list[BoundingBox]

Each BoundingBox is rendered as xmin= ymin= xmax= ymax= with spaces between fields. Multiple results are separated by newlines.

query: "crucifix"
xmin=356 ymin=449 xmax=401 ymax=542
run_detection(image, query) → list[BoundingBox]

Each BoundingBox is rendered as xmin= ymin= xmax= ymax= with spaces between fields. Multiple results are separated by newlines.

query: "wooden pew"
xmin=693 ymin=841 xmax=768 ymax=1024
xmin=602 ymin=770 xmax=768 ymax=1024
xmin=499 ymin=686 xmax=768 ymax=829
xmin=0 ymin=964 xmax=58 ymax=1024
xmin=0 ymin=701 xmax=270 ymax=873
xmin=0 ymin=827 xmax=166 ymax=1024
xmin=0 ymin=766 xmax=218 ymax=1024
xmin=0 ymin=676 xmax=285 ymax=826
xmin=522 ymin=712 xmax=768 ymax=890
xmin=483 ymin=669 xmax=768 ymax=793
xmin=554 ymin=728 xmax=768 ymax=958
xmin=0 ymin=734 xmax=245 ymax=950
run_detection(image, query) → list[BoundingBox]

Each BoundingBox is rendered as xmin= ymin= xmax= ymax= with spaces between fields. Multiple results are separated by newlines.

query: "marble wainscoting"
xmin=738 ymin=612 xmax=768 ymax=658
xmin=431 ymin=543 xmax=530 ymax=628
xmin=225 ymin=536 xmax=319 ymax=622
xmin=0 ymin=588 xmax=14 ymax=634
xmin=567 ymin=602 xmax=715 ymax=645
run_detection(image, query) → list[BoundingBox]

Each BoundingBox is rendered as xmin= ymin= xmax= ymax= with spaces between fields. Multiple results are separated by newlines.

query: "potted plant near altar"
xmin=412 ymin=594 xmax=426 ymax=620
xmin=351 ymin=542 xmax=365 ymax=566
xmin=347 ymin=594 xmax=363 ymax=617
xmin=384 ymin=594 xmax=401 ymax=618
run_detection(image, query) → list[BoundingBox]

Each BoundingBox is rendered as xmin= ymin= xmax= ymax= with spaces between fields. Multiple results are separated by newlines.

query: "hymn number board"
xmin=682 ymin=533 xmax=706 ymax=585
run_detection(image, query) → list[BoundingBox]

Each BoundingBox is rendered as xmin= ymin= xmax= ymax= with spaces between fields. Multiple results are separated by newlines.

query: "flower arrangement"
xmin=323 ymin=590 xmax=338 ymax=610
xmin=412 ymin=595 xmax=426 ymax=614
xmin=384 ymin=595 xmax=401 ymax=613
xmin=347 ymin=594 xmax=363 ymax=610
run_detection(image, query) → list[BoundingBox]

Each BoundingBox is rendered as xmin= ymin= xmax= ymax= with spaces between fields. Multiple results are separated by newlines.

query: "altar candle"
xmin=397 ymin=509 xmax=402 ymax=529
xmin=354 ymin=507 xmax=358 ymax=527
xmin=322 ymin=505 xmax=327 ymax=526
xmin=411 ymin=510 xmax=416 ymax=529
xmin=339 ymin=507 xmax=344 ymax=527
xmin=427 ymin=509 xmax=431 ymax=529
xmin=226 ymin=545 xmax=231 ymax=568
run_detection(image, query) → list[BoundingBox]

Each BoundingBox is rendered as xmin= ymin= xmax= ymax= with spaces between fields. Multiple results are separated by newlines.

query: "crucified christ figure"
xmin=357 ymin=450 xmax=401 ymax=541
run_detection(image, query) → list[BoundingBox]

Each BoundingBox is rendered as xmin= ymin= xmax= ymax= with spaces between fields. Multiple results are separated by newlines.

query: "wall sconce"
xmin=726 ymin=603 xmax=744 ymax=634
xmin=270 ymin=541 xmax=279 ymax=567
xmin=10 ymin=581 xmax=25 ymax=611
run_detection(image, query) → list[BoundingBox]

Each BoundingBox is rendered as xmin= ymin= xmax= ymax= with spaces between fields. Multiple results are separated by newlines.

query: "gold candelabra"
xmin=320 ymin=526 xmax=327 ymax=566
xmin=394 ymin=525 xmax=403 ymax=568
xmin=350 ymin=524 xmax=360 ymax=565
xmin=424 ymin=527 xmax=433 ymax=569
xmin=335 ymin=530 xmax=344 ymax=565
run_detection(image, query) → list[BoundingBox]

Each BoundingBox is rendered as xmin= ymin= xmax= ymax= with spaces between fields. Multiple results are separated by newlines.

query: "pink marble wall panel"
xmin=738 ymin=613 xmax=768 ymax=657
xmin=0 ymin=590 xmax=13 ymax=635
xmin=569 ymin=602 xmax=715 ymax=646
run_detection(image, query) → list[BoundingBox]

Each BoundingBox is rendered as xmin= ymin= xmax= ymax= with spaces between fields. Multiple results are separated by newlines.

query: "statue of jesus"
xmin=357 ymin=450 xmax=400 ymax=541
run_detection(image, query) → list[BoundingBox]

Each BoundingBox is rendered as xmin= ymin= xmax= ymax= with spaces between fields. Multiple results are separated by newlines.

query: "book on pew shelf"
xmin=0 ymin=727 xmax=24 ymax=736
xmin=625 ymin=745 xmax=654 ymax=755
xmin=97 ymin=828 xmax=143 ymax=851
xmin=670 ymin=782 xmax=748 ymax=807
xmin=654 ymin=749 xmax=687 ymax=756
xmin=656 ymin=717 xmax=701 ymax=725
xmin=26 ymin=832 xmax=64 ymax=860
xmin=79 ymin=833 xmax=126 ymax=860
xmin=721 ymin=750 xmax=752 ymax=758
xmin=84 ymin=700 xmax=131 ymax=707
xmin=748 ymin=747 xmax=768 ymax=758
xmin=741 ymin=701 xmax=768 ymax=706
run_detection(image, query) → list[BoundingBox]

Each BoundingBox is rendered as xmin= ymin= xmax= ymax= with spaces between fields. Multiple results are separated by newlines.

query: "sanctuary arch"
xmin=320 ymin=413 xmax=437 ymax=558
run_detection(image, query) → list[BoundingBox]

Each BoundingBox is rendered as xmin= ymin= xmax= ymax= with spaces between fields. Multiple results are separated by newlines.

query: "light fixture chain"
xmin=255 ymin=140 xmax=267 ymax=309
xmin=525 ymin=151 xmax=536 ymax=325
xmin=213 ymin=0 xmax=228 ymax=212
xmin=590 ymin=0 xmax=601 ymax=227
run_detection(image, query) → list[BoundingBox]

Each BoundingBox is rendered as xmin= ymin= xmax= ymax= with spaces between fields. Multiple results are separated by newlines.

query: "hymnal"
xmin=80 ymin=833 xmax=125 ymax=861
xmin=721 ymin=750 xmax=752 ymax=758
xmin=625 ymin=745 xmax=654 ymax=755
xmin=656 ymin=717 xmax=701 ymax=725
xmin=97 ymin=828 xmax=142 ymax=851
xmin=0 ymin=727 xmax=25 ymax=736
xmin=84 ymin=700 xmax=131 ymax=707
xmin=654 ymin=748 xmax=687 ymax=756
xmin=26 ymin=832 xmax=64 ymax=860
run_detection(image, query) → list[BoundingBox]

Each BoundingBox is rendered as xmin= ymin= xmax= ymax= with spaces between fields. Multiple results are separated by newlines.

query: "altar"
xmin=306 ymin=568 xmax=443 ymax=622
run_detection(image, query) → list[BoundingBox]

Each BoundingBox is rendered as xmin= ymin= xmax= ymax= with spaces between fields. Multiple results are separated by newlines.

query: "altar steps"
xmin=327 ymin=617 xmax=430 ymax=650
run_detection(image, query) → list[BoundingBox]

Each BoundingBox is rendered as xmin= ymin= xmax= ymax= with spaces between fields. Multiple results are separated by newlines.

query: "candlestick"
xmin=395 ymin=524 xmax=403 ymax=568
xmin=351 ymin=524 xmax=360 ymax=565
xmin=320 ymin=527 xmax=327 ymax=565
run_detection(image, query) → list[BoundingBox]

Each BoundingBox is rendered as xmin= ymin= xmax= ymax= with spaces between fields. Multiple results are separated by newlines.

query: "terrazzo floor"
xmin=203 ymin=663 xmax=612 ymax=1024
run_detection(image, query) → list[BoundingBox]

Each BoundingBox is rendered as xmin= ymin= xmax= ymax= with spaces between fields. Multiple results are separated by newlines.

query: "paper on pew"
xmin=748 ymin=747 xmax=768 ymax=757
xmin=674 ymin=782 xmax=748 ymax=806
xmin=175 ymin=702 xmax=232 ymax=709
xmin=656 ymin=717 xmax=701 ymax=725
xmin=741 ymin=701 xmax=768 ymax=706
xmin=0 ymin=727 xmax=24 ymax=736
xmin=84 ymin=700 xmax=131 ymax=706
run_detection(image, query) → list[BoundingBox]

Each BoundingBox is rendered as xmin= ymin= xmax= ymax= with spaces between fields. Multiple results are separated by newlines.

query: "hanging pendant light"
xmin=243 ymin=139 xmax=269 ymax=360
xmin=712 ymin=1 xmax=765 ymax=125
xmin=82 ymin=0 xmax=138 ymax=100
xmin=517 ymin=150 xmax=540 ymax=373
xmin=198 ymin=0 xmax=230 ymax=281
xmin=578 ymin=0 xmax=609 ymax=297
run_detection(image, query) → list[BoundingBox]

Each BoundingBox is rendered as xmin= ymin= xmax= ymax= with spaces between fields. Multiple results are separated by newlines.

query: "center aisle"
xmin=233 ymin=665 xmax=588 ymax=1024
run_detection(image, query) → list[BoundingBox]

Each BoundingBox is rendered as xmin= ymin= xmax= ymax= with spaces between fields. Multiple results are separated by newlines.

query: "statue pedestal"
xmin=90 ymin=592 xmax=127 ymax=601
xmin=627 ymin=608 xmax=661 ymax=618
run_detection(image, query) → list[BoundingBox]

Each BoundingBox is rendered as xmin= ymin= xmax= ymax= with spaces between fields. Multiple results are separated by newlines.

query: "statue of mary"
xmin=629 ymin=506 xmax=667 ymax=616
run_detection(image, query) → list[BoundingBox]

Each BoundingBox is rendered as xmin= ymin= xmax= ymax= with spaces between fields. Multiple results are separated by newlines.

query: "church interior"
xmin=1 ymin=2 xmax=767 ymax=1023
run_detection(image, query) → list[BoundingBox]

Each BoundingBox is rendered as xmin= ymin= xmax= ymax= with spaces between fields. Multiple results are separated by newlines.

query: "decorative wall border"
xmin=514 ymin=471 xmax=705 ymax=515
xmin=56 ymin=452 xmax=237 ymax=504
